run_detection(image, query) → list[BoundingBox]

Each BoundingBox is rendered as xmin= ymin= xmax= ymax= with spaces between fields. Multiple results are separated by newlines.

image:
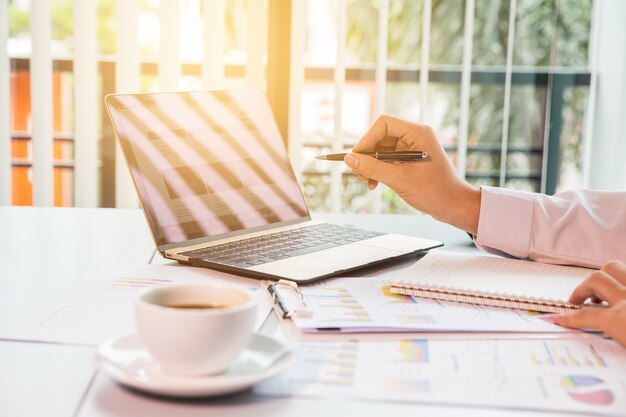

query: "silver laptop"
xmin=105 ymin=89 xmax=442 ymax=283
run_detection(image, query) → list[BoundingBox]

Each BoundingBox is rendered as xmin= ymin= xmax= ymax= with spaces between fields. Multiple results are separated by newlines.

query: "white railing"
xmin=30 ymin=0 xmax=54 ymax=206
xmin=287 ymin=0 xmax=306 ymax=183
xmin=456 ymin=0 xmax=475 ymax=179
xmin=289 ymin=0 xmax=506 ymax=213
xmin=372 ymin=0 xmax=389 ymax=213
xmin=1 ymin=0 xmax=601 ymax=209
xmin=159 ymin=0 xmax=180 ymax=92
xmin=202 ymin=0 xmax=226 ymax=89
xmin=246 ymin=0 xmax=267 ymax=88
xmin=114 ymin=0 xmax=140 ymax=208
xmin=0 ymin=0 xmax=10 ymax=205
xmin=2 ymin=0 xmax=266 ymax=208
xmin=288 ymin=0 xmax=594 ymax=212
xmin=73 ymin=0 xmax=99 ymax=208
xmin=330 ymin=0 xmax=347 ymax=214
xmin=499 ymin=0 xmax=517 ymax=187
xmin=419 ymin=0 xmax=431 ymax=123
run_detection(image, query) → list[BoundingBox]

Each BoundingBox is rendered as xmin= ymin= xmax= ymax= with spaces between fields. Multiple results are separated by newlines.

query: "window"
xmin=294 ymin=0 xmax=593 ymax=214
xmin=0 ymin=0 xmax=597 ymax=211
xmin=3 ymin=0 xmax=266 ymax=207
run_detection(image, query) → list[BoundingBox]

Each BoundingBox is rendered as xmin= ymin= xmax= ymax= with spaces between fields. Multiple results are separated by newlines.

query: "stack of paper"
xmin=291 ymin=277 xmax=571 ymax=333
xmin=257 ymin=335 xmax=626 ymax=416
xmin=0 ymin=264 xmax=272 ymax=345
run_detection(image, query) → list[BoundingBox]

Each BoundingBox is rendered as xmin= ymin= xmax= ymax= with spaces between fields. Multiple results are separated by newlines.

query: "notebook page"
xmin=393 ymin=251 xmax=593 ymax=302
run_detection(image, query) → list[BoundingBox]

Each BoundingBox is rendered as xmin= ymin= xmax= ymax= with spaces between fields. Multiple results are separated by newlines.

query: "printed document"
xmin=292 ymin=277 xmax=571 ymax=333
xmin=257 ymin=336 xmax=626 ymax=416
xmin=0 ymin=264 xmax=271 ymax=345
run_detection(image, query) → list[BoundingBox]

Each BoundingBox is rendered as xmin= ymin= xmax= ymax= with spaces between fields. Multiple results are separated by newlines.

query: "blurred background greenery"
xmin=7 ymin=0 xmax=592 ymax=212
xmin=299 ymin=0 xmax=591 ymax=213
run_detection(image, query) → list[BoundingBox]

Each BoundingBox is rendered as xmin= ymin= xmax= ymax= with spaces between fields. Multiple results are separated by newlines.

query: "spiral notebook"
xmin=390 ymin=251 xmax=594 ymax=314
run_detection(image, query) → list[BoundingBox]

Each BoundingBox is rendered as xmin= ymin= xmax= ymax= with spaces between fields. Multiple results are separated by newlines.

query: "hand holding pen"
xmin=340 ymin=114 xmax=482 ymax=235
xmin=316 ymin=151 xmax=428 ymax=163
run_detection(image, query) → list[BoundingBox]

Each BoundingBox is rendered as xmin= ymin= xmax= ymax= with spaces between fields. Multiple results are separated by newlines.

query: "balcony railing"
xmin=7 ymin=57 xmax=590 ymax=208
xmin=2 ymin=0 xmax=593 ymax=212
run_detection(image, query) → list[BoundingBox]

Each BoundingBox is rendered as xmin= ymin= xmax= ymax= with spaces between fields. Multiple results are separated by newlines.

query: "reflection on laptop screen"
xmin=106 ymin=89 xmax=309 ymax=247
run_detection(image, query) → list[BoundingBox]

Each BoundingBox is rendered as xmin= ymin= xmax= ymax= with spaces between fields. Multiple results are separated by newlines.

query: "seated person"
xmin=343 ymin=115 xmax=626 ymax=348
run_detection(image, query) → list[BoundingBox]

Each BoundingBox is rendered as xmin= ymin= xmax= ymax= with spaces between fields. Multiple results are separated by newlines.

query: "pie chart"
xmin=560 ymin=375 xmax=614 ymax=405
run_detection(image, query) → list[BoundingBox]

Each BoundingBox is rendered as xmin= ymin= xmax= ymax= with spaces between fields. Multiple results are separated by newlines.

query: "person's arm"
xmin=345 ymin=115 xmax=626 ymax=268
xmin=476 ymin=186 xmax=626 ymax=268
xmin=343 ymin=115 xmax=481 ymax=235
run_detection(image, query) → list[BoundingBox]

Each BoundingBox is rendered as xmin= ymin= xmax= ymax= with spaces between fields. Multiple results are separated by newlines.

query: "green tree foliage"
xmin=97 ymin=0 xmax=117 ymax=55
xmin=8 ymin=3 xmax=29 ymax=37
xmin=9 ymin=0 xmax=75 ymax=41
xmin=8 ymin=0 xmax=117 ymax=54
xmin=345 ymin=0 xmax=591 ymax=66
xmin=343 ymin=0 xmax=591 ymax=198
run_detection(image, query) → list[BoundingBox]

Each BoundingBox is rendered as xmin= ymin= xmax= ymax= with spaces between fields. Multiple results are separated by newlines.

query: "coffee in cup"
xmin=134 ymin=283 xmax=257 ymax=376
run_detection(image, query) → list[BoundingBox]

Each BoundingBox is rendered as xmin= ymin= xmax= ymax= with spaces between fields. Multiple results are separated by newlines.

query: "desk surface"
xmin=0 ymin=206 xmax=156 ymax=329
xmin=0 ymin=207 xmax=587 ymax=417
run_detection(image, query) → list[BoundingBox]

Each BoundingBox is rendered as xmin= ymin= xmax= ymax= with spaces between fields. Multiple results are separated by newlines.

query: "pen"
xmin=315 ymin=151 xmax=428 ymax=162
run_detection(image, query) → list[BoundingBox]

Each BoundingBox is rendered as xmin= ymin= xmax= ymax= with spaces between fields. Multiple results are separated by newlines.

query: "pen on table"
xmin=315 ymin=151 xmax=428 ymax=162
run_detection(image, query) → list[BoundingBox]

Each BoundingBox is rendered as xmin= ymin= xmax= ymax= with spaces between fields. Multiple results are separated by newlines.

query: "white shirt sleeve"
xmin=475 ymin=186 xmax=626 ymax=269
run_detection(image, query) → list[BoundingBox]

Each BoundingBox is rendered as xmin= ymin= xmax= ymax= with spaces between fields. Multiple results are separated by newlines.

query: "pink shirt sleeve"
xmin=475 ymin=186 xmax=626 ymax=269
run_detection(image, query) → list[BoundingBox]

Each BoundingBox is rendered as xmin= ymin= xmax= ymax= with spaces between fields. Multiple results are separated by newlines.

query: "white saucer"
xmin=94 ymin=333 xmax=295 ymax=398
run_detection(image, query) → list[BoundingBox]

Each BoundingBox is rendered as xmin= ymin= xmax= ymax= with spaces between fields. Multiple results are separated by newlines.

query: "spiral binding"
xmin=391 ymin=280 xmax=579 ymax=314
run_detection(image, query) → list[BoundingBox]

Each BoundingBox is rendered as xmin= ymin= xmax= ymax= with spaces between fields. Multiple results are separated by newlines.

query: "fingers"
xmin=352 ymin=115 xmax=421 ymax=153
xmin=569 ymin=270 xmax=626 ymax=305
xmin=357 ymin=171 xmax=379 ymax=189
xmin=554 ymin=307 xmax=608 ymax=331
xmin=348 ymin=115 xmax=437 ymax=188
xmin=602 ymin=260 xmax=626 ymax=286
xmin=344 ymin=153 xmax=395 ymax=185
xmin=590 ymin=295 xmax=603 ymax=304
xmin=556 ymin=302 xmax=626 ymax=348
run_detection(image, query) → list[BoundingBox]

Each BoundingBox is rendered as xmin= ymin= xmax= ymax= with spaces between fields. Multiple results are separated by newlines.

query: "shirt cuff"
xmin=475 ymin=186 xmax=534 ymax=259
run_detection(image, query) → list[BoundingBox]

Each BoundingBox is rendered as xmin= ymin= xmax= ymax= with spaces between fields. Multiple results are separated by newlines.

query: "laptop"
xmin=105 ymin=89 xmax=442 ymax=283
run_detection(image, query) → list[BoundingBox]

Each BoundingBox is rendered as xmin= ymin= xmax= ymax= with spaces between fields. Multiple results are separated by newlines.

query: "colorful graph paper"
xmin=108 ymin=277 xmax=173 ymax=289
xmin=397 ymin=339 xmax=430 ymax=363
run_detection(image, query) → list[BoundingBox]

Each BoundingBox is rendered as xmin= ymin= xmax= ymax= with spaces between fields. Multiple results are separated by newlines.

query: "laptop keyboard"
xmin=181 ymin=223 xmax=386 ymax=268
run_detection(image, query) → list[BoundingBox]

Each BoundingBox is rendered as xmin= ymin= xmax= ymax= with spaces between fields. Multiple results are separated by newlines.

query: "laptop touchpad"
xmin=304 ymin=243 xmax=400 ymax=269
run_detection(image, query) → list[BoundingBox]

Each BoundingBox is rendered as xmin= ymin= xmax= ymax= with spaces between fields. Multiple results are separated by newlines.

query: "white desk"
xmin=0 ymin=207 xmax=587 ymax=417
xmin=0 ymin=207 xmax=156 ymax=329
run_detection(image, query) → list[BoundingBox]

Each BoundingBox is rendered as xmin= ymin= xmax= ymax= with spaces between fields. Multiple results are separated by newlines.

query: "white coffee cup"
xmin=134 ymin=283 xmax=257 ymax=376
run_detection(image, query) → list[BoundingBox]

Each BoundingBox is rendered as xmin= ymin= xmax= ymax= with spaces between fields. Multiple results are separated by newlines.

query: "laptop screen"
xmin=106 ymin=89 xmax=309 ymax=247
